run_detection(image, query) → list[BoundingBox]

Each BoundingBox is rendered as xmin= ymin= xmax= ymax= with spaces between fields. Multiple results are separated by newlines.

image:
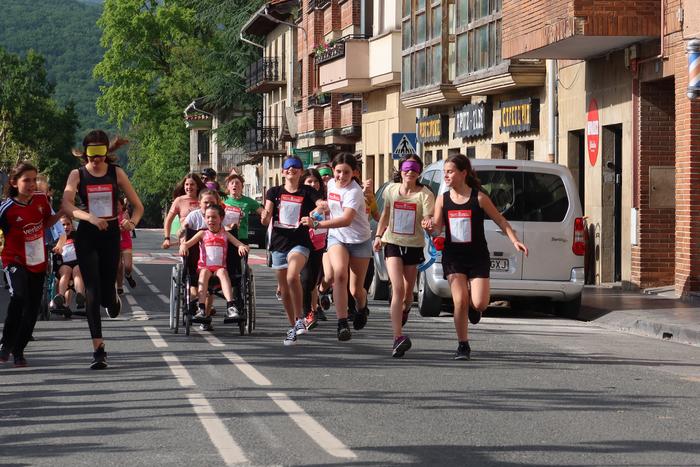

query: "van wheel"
xmin=418 ymin=272 xmax=442 ymax=317
xmin=554 ymin=295 xmax=582 ymax=319
xmin=370 ymin=269 xmax=390 ymax=301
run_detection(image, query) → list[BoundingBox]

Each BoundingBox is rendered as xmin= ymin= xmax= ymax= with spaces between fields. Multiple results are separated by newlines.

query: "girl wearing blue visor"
xmin=262 ymin=156 xmax=324 ymax=346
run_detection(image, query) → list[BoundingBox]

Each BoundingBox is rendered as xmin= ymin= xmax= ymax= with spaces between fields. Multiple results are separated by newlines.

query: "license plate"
xmin=490 ymin=258 xmax=509 ymax=271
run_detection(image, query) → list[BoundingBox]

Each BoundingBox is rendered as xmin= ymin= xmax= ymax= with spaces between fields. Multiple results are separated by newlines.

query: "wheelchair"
xmin=169 ymin=254 xmax=256 ymax=337
xmin=41 ymin=251 xmax=82 ymax=320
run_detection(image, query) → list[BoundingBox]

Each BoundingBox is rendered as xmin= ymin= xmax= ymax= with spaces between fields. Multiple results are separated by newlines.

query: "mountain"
xmin=0 ymin=0 xmax=109 ymax=133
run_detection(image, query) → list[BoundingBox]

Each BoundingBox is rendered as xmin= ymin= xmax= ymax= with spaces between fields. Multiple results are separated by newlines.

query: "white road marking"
xmin=133 ymin=266 xmax=152 ymax=284
xmin=268 ymin=392 xmax=356 ymax=459
xmin=158 ymin=293 xmax=169 ymax=304
xmin=194 ymin=329 xmax=225 ymax=347
xmin=125 ymin=294 xmax=137 ymax=305
xmin=148 ymin=284 xmax=160 ymax=293
xmin=144 ymin=326 xmax=167 ymax=348
xmin=162 ymin=353 xmax=195 ymax=388
xmin=223 ymin=352 xmax=272 ymax=386
xmin=187 ymin=393 xmax=249 ymax=466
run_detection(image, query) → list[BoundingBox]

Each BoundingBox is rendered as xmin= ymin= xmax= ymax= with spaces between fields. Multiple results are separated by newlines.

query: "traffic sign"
xmin=391 ymin=132 xmax=417 ymax=160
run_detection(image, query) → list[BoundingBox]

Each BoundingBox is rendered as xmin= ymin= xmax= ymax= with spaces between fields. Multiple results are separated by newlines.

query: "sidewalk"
xmin=579 ymin=285 xmax=700 ymax=347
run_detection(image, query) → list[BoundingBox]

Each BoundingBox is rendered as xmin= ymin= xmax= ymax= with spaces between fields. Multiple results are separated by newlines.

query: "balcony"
xmin=246 ymin=57 xmax=285 ymax=93
xmin=318 ymin=36 xmax=371 ymax=93
xmin=246 ymin=113 xmax=285 ymax=156
xmin=502 ymin=0 xmax=660 ymax=60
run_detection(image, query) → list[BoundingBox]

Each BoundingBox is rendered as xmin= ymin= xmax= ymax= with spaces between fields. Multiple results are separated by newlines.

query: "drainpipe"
xmin=360 ymin=0 xmax=366 ymax=36
xmin=546 ymin=59 xmax=557 ymax=163
xmin=637 ymin=0 xmax=666 ymax=67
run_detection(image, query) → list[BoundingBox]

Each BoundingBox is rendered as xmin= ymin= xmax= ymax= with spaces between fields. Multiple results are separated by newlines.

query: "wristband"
xmin=164 ymin=237 xmax=170 ymax=241
xmin=375 ymin=234 xmax=382 ymax=238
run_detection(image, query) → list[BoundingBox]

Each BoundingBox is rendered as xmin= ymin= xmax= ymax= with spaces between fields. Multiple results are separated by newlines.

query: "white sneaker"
xmin=283 ymin=328 xmax=297 ymax=346
xmin=294 ymin=318 xmax=307 ymax=335
xmin=226 ymin=306 xmax=240 ymax=320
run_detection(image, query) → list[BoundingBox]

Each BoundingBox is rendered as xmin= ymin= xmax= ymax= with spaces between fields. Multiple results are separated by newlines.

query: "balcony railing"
xmin=308 ymin=93 xmax=332 ymax=107
xmin=246 ymin=57 xmax=285 ymax=93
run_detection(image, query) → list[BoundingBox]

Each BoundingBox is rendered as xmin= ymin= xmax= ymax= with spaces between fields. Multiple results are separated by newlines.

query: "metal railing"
xmin=246 ymin=57 xmax=284 ymax=89
xmin=308 ymin=93 xmax=332 ymax=107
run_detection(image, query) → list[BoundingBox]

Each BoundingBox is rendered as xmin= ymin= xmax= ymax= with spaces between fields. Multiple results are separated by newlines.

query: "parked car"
xmin=416 ymin=159 xmax=586 ymax=318
xmin=247 ymin=211 xmax=267 ymax=249
xmin=368 ymin=181 xmax=392 ymax=301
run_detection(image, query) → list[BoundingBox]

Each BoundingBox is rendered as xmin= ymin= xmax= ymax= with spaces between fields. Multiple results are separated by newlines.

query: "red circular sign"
xmin=587 ymin=98 xmax=599 ymax=167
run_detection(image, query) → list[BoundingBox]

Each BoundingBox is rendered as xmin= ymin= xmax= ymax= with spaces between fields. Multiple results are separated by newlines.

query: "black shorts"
xmin=442 ymin=255 xmax=490 ymax=279
xmin=384 ymin=243 xmax=425 ymax=266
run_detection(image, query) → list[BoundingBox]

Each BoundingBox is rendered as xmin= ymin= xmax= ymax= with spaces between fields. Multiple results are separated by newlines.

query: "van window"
xmin=420 ymin=170 xmax=441 ymax=195
xmin=479 ymin=171 xmax=520 ymax=221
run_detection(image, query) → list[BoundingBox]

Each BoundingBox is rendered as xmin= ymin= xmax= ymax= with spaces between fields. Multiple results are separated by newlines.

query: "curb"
xmin=591 ymin=310 xmax=700 ymax=347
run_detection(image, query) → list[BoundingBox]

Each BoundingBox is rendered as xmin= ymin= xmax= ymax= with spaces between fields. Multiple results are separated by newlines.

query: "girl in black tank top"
xmin=425 ymin=154 xmax=528 ymax=361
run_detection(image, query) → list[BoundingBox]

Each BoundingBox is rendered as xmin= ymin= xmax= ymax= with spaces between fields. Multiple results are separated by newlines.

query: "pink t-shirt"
xmin=169 ymin=195 xmax=199 ymax=220
xmin=197 ymin=229 xmax=228 ymax=272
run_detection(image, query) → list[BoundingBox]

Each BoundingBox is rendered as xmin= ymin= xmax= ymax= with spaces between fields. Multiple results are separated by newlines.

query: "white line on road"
xmin=187 ymin=393 xmax=249 ymax=466
xmin=125 ymin=294 xmax=137 ymax=305
xmin=223 ymin=352 xmax=272 ymax=386
xmin=195 ymin=329 xmax=226 ymax=347
xmin=267 ymin=392 xmax=356 ymax=459
xmin=148 ymin=284 xmax=160 ymax=293
xmin=132 ymin=266 xmax=152 ymax=284
xmin=144 ymin=326 xmax=167 ymax=348
xmin=158 ymin=293 xmax=169 ymax=304
xmin=162 ymin=353 xmax=195 ymax=388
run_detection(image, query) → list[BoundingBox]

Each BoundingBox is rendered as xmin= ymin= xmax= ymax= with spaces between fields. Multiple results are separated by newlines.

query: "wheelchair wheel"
xmin=247 ymin=271 xmax=256 ymax=333
xmin=39 ymin=260 xmax=54 ymax=321
xmin=169 ymin=264 xmax=181 ymax=333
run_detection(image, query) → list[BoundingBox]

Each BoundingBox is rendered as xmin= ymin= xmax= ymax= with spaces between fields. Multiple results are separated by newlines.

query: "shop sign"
xmin=454 ymin=103 xmax=491 ymax=138
xmin=417 ymin=114 xmax=448 ymax=144
xmin=587 ymin=98 xmax=599 ymax=166
xmin=499 ymin=98 xmax=539 ymax=133
xmin=291 ymin=148 xmax=313 ymax=168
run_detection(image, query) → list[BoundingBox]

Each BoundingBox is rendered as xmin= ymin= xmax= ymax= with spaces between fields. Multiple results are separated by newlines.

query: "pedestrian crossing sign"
xmin=392 ymin=133 xmax=417 ymax=160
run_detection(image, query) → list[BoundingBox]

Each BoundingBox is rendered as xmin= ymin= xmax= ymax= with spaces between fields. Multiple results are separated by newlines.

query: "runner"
xmin=0 ymin=162 xmax=61 ymax=367
xmin=302 ymin=153 xmax=372 ymax=341
xmin=373 ymin=155 xmax=435 ymax=358
xmin=262 ymin=155 xmax=323 ymax=345
xmin=62 ymin=130 xmax=144 ymax=369
xmin=116 ymin=198 xmax=136 ymax=295
xmin=162 ymin=172 xmax=204 ymax=249
xmin=223 ymin=173 xmax=263 ymax=319
xmin=299 ymin=168 xmax=327 ymax=328
xmin=424 ymin=154 xmax=528 ymax=360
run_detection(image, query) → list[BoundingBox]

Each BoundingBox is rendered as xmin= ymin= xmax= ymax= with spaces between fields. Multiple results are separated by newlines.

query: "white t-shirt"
xmin=184 ymin=209 xmax=207 ymax=230
xmin=327 ymin=179 xmax=371 ymax=244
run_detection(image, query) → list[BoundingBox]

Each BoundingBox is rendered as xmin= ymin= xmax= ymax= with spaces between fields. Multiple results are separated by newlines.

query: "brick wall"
xmin=340 ymin=0 xmax=360 ymax=31
xmin=502 ymin=0 xmax=660 ymax=59
xmin=340 ymin=99 xmax=361 ymax=128
xmin=631 ymin=78 xmax=675 ymax=288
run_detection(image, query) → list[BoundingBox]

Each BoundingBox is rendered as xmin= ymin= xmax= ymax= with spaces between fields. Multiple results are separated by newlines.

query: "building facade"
xmin=502 ymin=0 xmax=700 ymax=298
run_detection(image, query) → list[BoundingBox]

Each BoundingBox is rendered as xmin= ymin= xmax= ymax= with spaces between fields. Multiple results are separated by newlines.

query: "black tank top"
xmin=442 ymin=188 xmax=489 ymax=260
xmin=78 ymin=164 xmax=119 ymax=219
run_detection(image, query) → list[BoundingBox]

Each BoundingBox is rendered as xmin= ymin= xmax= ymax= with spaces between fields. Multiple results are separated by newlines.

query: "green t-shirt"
xmin=224 ymin=195 xmax=261 ymax=240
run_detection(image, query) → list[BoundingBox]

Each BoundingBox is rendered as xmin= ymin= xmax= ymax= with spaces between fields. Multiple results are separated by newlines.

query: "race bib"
xmin=448 ymin=210 xmax=472 ymax=243
xmin=392 ymin=201 xmax=417 ymax=235
xmin=205 ymin=245 xmax=224 ymax=267
xmin=328 ymin=192 xmax=343 ymax=219
xmin=23 ymin=224 xmax=45 ymax=266
xmin=87 ymin=184 xmax=114 ymax=218
xmin=224 ymin=205 xmax=242 ymax=227
xmin=62 ymin=241 xmax=77 ymax=263
xmin=276 ymin=194 xmax=303 ymax=228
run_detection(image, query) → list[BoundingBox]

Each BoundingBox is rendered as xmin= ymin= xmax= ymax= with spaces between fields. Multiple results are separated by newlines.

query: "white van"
xmin=417 ymin=159 xmax=585 ymax=318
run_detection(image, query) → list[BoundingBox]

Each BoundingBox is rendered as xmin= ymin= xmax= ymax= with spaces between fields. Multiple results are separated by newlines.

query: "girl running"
xmin=62 ymin=130 xmax=144 ymax=369
xmin=116 ymin=198 xmax=136 ymax=295
xmin=0 ymin=162 xmax=61 ymax=367
xmin=373 ymin=155 xmax=435 ymax=358
xmin=424 ymin=154 xmax=528 ymax=360
xmin=302 ymin=153 xmax=372 ymax=341
xmin=179 ymin=204 xmax=250 ymax=324
xmin=262 ymin=155 xmax=323 ymax=346
xmin=162 ymin=173 xmax=205 ymax=249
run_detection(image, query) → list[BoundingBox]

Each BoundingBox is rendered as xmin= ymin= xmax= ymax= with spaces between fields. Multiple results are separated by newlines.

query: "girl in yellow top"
xmin=373 ymin=155 xmax=435 ymax=358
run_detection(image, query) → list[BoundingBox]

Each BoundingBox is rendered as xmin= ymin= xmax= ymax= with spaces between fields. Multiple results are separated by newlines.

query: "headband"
xmin=86 ymin=145 xmax=108 ymax=157
xmin=401 ymin=160 xmax=422 ymax=174
xmin=283 ymin=158 xmax=303 ymax=170
xmin=318 ymin=167 xmax=332 ymax=177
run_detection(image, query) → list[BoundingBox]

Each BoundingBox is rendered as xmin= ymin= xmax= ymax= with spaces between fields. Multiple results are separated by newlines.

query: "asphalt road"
xmin=1 ymin=229 xmax=699 ymax=466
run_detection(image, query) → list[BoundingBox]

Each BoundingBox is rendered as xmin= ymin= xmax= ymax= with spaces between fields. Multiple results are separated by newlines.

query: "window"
xmin=402 ymin=55 xmax=412 ymax=91
xmin=416 ymin=13 xmax=426 ymax=43
xmin=466 ymin=146 xmax=476 ymax=158
xmin=402 ymin=18 xmax=412 ymax=48
xmin=454 ymin=0 xmax=502 ymax=78
xmin=417 ymin=0 xmax=425 ymax=10
xmin=456 ymin=33 xmax=468 ymax=76
xmin=416 ymin=49 xmax=427 ymax=87
xmin=197 ymin=131 xmax=210 ymax=164
xmin=520 ymin=173 xmax=569 ymax=222
xmin=457 ymin=0 xmax=468 ymax=27
xmin=431 ymin=45 xmax=442 ymax=84
xmin=431 ymin=5 xmax=442 ymax=39
xmin=403 ymin=0 xmax=411 ymax=16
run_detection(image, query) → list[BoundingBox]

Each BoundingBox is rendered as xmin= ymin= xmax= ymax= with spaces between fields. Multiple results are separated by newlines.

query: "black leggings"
xmin=75 ymin=220 xmax=121 ymax=339
xmin=301 ymin=249 xmax=324 ymax=314
xmin=2 ymin=265 xmax=44 ymax=356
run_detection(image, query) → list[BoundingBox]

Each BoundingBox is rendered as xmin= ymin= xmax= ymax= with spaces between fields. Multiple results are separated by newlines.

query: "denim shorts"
xmin=326 ymin=237 xmax=373 ymax=259
xmin=271 ymin=246 xmax=310 ymax=270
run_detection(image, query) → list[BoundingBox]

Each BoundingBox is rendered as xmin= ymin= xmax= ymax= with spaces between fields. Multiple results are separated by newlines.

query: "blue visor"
xmin=283 ymin=158 xmax=303 ymax=170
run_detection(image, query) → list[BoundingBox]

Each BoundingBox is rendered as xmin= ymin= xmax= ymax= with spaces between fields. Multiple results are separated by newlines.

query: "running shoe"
xmin=51 ymin=294 xmax=64 ymax=309
xmin=0 ymin=346 xmax=10 ymax=363
xmin=90 ymin=345 xmax=108 ymax=370
xmin=226 ymin=305 xmax=240 ymax=320
xmin=454 ymin=342 xmax=471 ymax=361
xmin=294 ymin=318 xmax=308 ymax=335
xmin=305 ymin=310 xmax=318 ymax=331
xmin=353 ymin=306 xmax=369 ymax=331
xmin=337 ymin=322 xmax=352 ymax=342
xmin=315 ymin=306 xmax=328 ymax=321
xmin=199 ymin=323 xmax=214 ymax=331
xmin=106 ymin=296 xmax=121 ymax=318
xmin=468 ymin=307 xmax=482 ymax=325
xmin=194 ymin=309 xmax=207 ymax=320
xmin=13 ymin=354 xmax=27 ymax=368
xmin=402 ymin=304 xmax=411 ymax=326
xmin=392 ymin=336 xmax=412 ymax=358
xmin=276 ymin=290 xmax=282 ymax=301
xmin=319 ymin=291 xmax=331 ymax=311
xmin=117 ymin=288 xmax=124 ymax=295
xmin=75 ymin=293 xmax=86 ymax=309
xmin=125 ymin=272 xmax=136 ymax=288
xmin=283 ymin=327 xmax=297 ymax=346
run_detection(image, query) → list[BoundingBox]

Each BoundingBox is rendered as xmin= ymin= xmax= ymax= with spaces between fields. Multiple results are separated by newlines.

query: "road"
xmin=1 ymin=229 xmax=699 ymax=466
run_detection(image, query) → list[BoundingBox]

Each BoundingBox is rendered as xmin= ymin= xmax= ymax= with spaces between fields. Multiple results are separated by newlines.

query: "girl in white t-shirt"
xmin=302 ymin=153 xmax=371 ymax=342
xmin=373 ymin=155 xmax=435 ymax=358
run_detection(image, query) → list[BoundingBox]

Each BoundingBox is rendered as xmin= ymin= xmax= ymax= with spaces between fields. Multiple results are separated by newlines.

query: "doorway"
xmin=602 ymin=124 xmax=622 ymax=282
